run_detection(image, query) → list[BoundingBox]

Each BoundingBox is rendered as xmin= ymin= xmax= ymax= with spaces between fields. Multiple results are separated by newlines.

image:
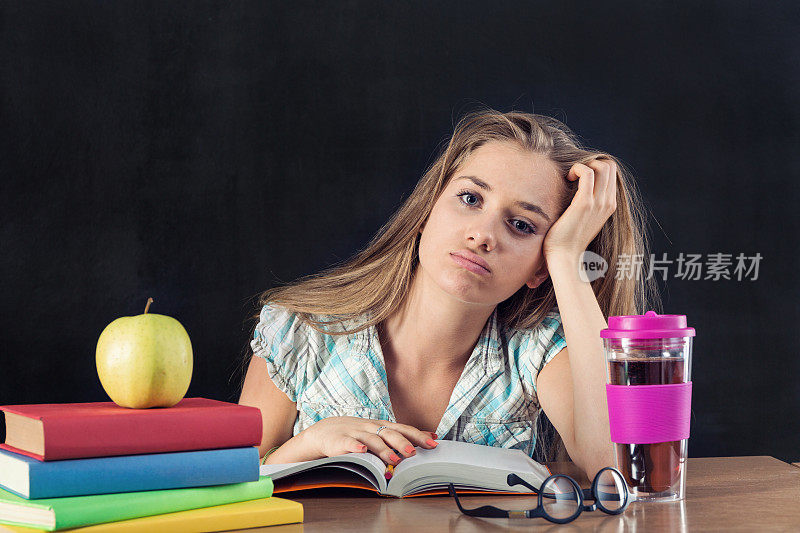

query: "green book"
xmin=0 ymin=476 xmax=273 ymax=531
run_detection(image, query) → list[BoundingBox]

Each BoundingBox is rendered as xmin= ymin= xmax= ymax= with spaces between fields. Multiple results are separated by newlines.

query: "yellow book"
xmin=0 ymin=498 xmax=303 ymax=533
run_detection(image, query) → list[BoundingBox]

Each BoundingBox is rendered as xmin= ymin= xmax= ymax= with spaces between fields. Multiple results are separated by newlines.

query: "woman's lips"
xmin=451 ymin=253 xmax=491 ymax=276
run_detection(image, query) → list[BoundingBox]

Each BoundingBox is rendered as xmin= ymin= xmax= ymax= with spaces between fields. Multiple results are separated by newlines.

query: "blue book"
xmin=0 ymin=446 xmax=260 ymax=499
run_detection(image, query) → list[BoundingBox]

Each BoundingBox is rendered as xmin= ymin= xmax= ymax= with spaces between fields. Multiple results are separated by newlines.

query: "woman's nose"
xmin=466 ymin=217 xmax=499 ymax=251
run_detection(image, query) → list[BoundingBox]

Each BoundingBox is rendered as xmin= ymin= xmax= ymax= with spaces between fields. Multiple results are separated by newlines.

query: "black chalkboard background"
xmin=1 ymin=2 xmax=797 ymax=462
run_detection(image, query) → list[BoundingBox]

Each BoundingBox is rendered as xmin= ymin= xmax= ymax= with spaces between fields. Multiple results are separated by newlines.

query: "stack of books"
xmin=0 ymin=398 xmax=303 ymax=532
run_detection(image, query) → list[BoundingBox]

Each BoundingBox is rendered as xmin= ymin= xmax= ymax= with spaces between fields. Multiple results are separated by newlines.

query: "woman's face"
xmin=418 ymin=140 xmax=564 ymax=306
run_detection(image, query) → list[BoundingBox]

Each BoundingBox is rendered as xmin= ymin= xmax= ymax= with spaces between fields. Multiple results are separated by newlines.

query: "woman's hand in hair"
xmin=542 ymin=158 xmax=618 ymax=260
xmin=300 ymin=416 xmax=438 ymax=467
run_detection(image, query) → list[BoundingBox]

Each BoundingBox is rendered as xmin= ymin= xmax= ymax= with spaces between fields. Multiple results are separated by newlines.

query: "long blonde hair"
xmin=242 ymin=106 xmax=662 ymax=459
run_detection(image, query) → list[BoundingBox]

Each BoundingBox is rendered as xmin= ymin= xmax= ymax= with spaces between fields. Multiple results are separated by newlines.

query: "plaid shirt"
xmin=252 ymin=303 xmax=566 ymax=458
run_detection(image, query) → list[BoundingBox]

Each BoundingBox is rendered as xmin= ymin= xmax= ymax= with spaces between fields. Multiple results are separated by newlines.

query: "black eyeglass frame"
xmin=449 ymin=466 xmax=630 ymax=524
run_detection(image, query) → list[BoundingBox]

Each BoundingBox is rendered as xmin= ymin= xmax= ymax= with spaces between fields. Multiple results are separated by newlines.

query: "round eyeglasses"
xmin=449 ymin=466 xmax=630 ymax=524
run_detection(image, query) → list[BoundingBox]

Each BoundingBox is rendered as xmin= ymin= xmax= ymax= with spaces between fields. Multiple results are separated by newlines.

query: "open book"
xmin=259 ymin=440 xmax=551 ymax=498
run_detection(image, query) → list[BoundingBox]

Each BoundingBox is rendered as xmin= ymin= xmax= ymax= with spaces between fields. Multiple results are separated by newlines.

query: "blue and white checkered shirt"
xmin=251 ymin=303 xmax=566 ymax=458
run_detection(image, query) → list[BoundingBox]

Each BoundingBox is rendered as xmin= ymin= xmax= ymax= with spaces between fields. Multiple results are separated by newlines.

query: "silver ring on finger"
xmin=376 ymin=425 xmax=389 ymax=437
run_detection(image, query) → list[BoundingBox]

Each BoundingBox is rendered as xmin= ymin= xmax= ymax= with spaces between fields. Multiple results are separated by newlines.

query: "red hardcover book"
xmin=0 ymin=397 xmax=262 ymax=461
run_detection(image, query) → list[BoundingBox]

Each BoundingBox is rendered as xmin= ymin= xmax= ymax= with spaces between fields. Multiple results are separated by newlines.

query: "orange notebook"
xmin=262 ymin=440 xmax=552 ymax=498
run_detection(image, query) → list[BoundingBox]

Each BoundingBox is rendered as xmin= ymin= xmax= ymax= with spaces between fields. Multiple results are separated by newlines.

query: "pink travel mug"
xmin=602 ymin=311 xmax=695 ymax=502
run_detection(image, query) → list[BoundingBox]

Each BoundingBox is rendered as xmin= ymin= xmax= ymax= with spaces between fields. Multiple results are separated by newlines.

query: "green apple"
xmin=96 ymin=298 xmax=193 ymax=408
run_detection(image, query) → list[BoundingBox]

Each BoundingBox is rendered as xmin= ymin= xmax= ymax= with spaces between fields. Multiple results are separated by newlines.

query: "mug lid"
xmin=600 ymin=310 xmax=696 ymax=339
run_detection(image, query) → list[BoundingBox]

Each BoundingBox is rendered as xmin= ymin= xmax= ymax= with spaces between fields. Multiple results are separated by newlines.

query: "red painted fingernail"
xmin=389 ymin=453 xmax=401 ymax=463
xmin=431 ymin=433 xmax=438 ymax=439
xmin=404 ymin=445 xmax=415 ymax=454
xmin=426 ymin=439 xmax=437 ymax=447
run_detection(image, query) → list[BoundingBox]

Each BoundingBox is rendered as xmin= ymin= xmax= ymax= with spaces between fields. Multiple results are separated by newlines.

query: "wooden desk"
xmin=254 ymin=456 xmax=800 ymax=532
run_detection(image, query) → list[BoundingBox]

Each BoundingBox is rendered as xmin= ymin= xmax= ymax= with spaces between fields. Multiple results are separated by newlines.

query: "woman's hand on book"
xmin=303 ymin=417 xmax=438 ymax=466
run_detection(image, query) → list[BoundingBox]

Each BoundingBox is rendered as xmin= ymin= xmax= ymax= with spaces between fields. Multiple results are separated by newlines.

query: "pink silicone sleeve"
xmin=606 ymin=382 xmax=692 ymax=444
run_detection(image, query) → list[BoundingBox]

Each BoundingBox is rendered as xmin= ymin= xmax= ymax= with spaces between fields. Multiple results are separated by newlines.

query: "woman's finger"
xmin=374 ymin=427 xmax=417 ymax=458
xmin=386 ymin=423 xmax=439 ymax=449
xmin=606 ymin=161 xmax=619 ymax=209
xmin=358 ymin=432 xmax=403 ymax=465
xmin=589 ymin=158 xmax=618 ymax=212
xmin=341 ymin=436 xmax=368 ymax=454
xmin=587 ymin=159 xmax=610 ymax=202
xmin=567 ymin=163 xmax=595 ymax=203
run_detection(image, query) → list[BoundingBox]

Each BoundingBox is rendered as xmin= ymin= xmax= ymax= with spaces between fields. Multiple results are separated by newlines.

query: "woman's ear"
xmin=526 ymin=263 xmax=549 ymax=289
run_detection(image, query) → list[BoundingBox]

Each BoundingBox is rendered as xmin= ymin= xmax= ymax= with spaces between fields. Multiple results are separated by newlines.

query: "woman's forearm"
xmin=547 ymin=251 xmax=614 ymax=477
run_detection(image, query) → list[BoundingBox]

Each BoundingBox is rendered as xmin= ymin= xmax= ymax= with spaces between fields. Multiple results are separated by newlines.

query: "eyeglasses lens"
xmin=541 ymin=476 xmax=580 ymax=520
xmin=595 ymin=469 xmax=627 ymax=512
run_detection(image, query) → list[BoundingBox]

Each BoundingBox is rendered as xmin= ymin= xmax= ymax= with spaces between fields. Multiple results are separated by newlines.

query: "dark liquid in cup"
xmin=608 ymin=358 xmax=686 ymax=494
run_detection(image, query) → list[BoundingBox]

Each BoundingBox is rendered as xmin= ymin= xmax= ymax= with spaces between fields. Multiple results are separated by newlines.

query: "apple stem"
xmin=144 ymin=298 xmax=153 ymax=314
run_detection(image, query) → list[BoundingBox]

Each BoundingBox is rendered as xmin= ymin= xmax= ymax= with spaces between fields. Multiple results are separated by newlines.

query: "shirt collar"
xmin=347 ymin=308 xmax=502 ymax=371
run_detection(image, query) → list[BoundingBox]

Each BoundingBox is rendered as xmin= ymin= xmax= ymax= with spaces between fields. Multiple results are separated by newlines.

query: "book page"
xmin=260 ymin=452 xmax=388 ymax=492
xmin=270 ymin=465 xmax=384 ymax=492
xmin=3 ymin=413 xmax=44 ymax=456
xmin=387 ymin=440 xmax=550 ymax=497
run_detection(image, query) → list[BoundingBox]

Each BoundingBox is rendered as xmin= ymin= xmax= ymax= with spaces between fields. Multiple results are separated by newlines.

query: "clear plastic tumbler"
xmin=602 ymin=311 xmax=695 ymax=502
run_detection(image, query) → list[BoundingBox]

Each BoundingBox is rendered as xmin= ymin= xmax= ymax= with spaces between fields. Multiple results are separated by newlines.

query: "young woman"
xmin=239 ymin=108 xmax=660 ymax=479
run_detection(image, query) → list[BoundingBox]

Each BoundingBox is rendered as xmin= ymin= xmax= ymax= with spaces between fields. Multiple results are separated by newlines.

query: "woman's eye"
xmin=455 ymin=190 xmax=536 ymax=235
xmin=456 ymin=189 xmax=482 ymax=207
xmin=512 ymin=220 xmax=535 ymax=234
xmin=460 ymin=192 xmax=479 ymax=206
